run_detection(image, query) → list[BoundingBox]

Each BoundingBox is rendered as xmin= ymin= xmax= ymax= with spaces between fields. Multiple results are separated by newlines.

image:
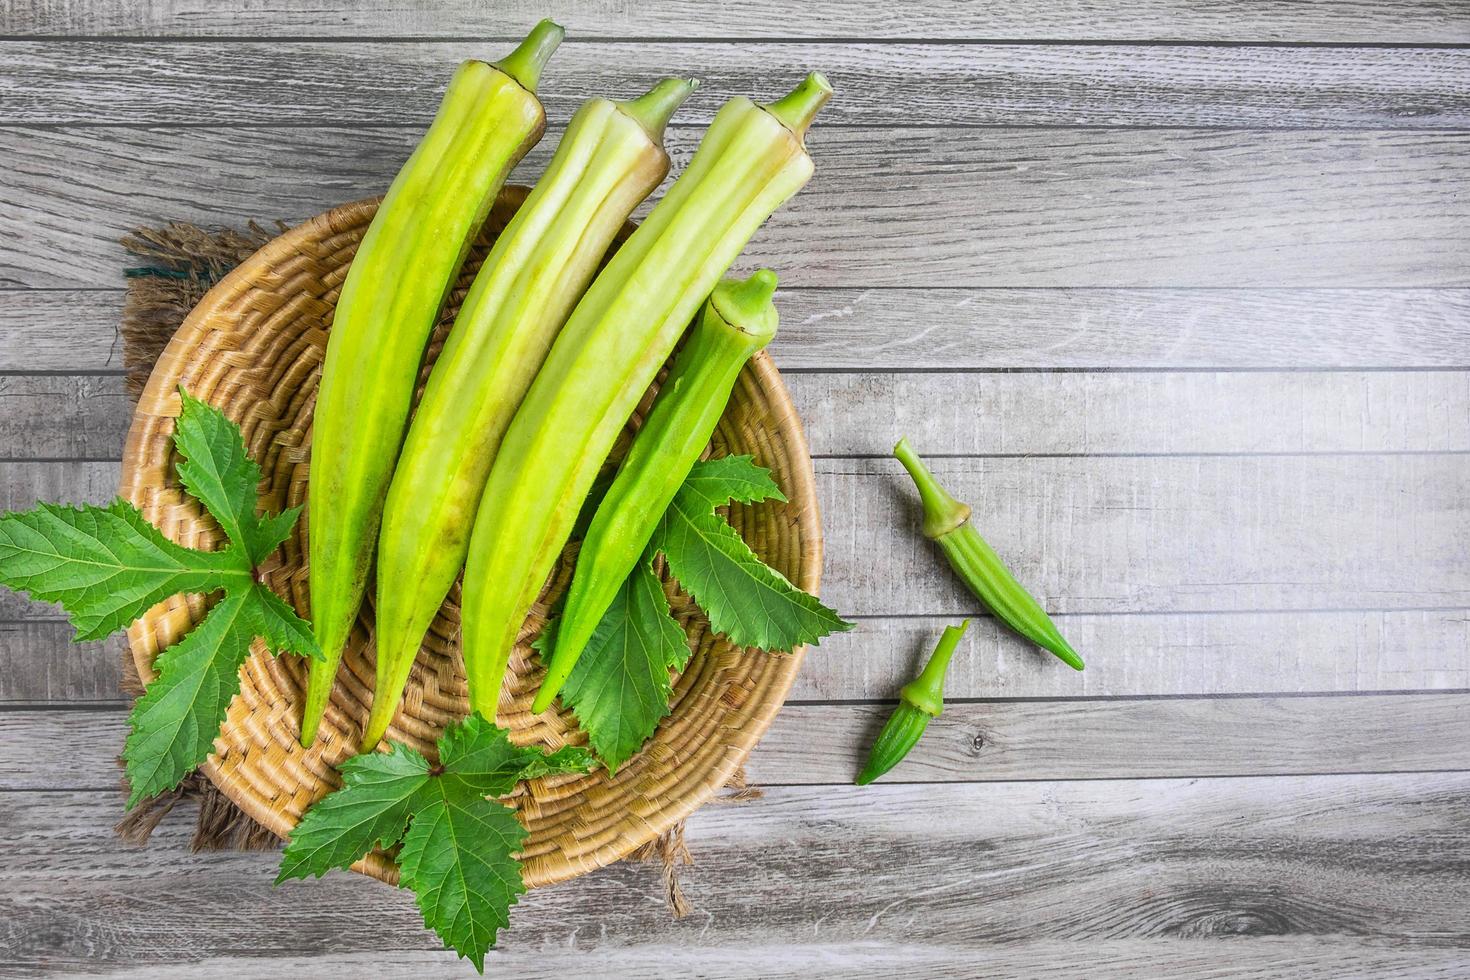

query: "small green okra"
xmin=533 ymin=269 xmax=781 ymax=714
xmin=893 ymin=437 xmax=1084 ymax=671
xmin=857 ymin=619 xmax=969 ymax=785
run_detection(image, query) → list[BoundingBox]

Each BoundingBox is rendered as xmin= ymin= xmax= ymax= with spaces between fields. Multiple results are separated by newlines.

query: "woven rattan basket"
xmin=119 ymin=188 xmax=822 ymax=888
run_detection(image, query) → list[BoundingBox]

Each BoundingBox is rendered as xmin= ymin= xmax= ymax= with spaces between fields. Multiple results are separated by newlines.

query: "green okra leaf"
xmin=122 ymin=589 xmax=256 ymax=804
xmin=245 ymin=580 xmax=318 ymax=657
xmin=542 ymin=456 xmax=850 ymax=771
xmin=653 ymin=458 xmax=851 ymax=652
xmin=0 ymin=498 xmax=248 ymax=641
xmin=174 ymin=389 xmax=291 ymax=566
xmin=433 ymin=713 xmax=595 ymax=800
xmin=397 ymin=787 xmax=527 ymax=973
xmin=278 ymin=715 xmax=594 ymax=972
xmin=676 ymin=453 xmax=787 ymax=510
xmin=538 ymin=552 xmax=691 ymax=773
xmin=121 ymin=579 xmax=317 ymax=806
xmin=0 ymin=390 xmax=318 ymax=806
xmin=276 ymin=743 xmax=434 ymax=884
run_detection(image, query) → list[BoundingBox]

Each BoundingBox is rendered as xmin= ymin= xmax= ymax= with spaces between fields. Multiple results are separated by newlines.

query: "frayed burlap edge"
xmin=633 ymin=767 xmax=765 ymax=918
xmin=114 ymin=219 xmax=759 ymax=913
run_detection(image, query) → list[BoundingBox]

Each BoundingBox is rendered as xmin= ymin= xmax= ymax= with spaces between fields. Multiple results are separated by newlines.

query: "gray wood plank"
xmin=5 ymin=693 xmax=1466 ymax=789
xmin=10 ymin=606 xmax=1467 ymax=704
xmin=6 ymin=370 xmax=1470 ymax=460
xmin=817 ymin=453 xmax=1470 ymax=617
xmin=791 ymin=371 xmax=1470 ymax=456
xmin=0 ymin=621 xmax=123 ymax=702
xmin=794 ymin=608 xmax=1470 ymax=700
xmin=0 ymin=291 xmax=125 ymax=372
xmin=750 ymin=693 xmax=1470 ymax=783
xmin=8 ymin=127 xmax=1470 ymax=289
xmin=9 ymin=287 xmax=1470 ymax=371
xmin=0 ymin=375 xmax=131 ymax=458
xmin=776 ymin=287 xmax=1470 ymax=370
xmin=7 ymin=0 xmax=1469 ymax=44
xmin=0 ymin=460 xmax=119 ymax=509
xmin=5 ymin=42 xmax=1469 ymax=128
xmin=75 ymin=944 xmax=1470 ymax=980
xmin=2 ymin=774 xmax=1467 ymax=974
xmin=4 ymin=454 xmax=1466 ymax=619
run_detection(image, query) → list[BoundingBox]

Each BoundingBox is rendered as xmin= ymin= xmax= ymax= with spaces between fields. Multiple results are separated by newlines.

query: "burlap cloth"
xmin=112 ymin=220 xmax=762 ymax=917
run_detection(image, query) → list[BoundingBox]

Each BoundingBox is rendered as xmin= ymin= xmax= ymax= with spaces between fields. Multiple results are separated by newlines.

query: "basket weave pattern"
xmin=119 ymin=190 xmax=822 ymax=887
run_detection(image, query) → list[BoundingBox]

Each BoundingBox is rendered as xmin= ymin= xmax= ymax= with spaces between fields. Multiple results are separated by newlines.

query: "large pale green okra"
xmin=362 ymin=79 xmax=698 ymax=752
xmin=460 ymin=73 xmax=833 ymax=722
xmin=532 ymin=269 xmax=780 ymax=714
xmin=302 ymin=21 xmax=562 ymax=746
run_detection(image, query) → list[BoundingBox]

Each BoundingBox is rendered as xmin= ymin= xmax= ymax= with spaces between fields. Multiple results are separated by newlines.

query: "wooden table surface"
xmin=3 ymin=2 xmax=1469 ymax=977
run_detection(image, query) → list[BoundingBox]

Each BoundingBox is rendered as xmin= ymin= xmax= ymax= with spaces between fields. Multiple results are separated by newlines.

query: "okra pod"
xmin=533 ymin=269 xmax=781 ymax=714
xmin=302 ymin=21 xmax=561 ymax=746
xmin=362 ymin=78 xmax=698 ymax=752
xmin=893 ymin=438 xmax=1084 ymax=671
xmin=461 ymin=74 xmax=833 ymax=721
xmin=856 ymin=620 xmax=969 ymax=785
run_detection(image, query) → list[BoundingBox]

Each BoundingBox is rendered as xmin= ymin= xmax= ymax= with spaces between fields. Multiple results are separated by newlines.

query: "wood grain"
xmin=5 ymin=693 xmax=1466 ymax=790
xmin=751 ymin=694 xmax=1470 ymax=783
xmin=6 ymin=370 xmax=1469 ymax=460
xmin=0 ymin=291 xmax=125 ymax=371
xmin=69 ymin=944 xmax=1470 ymax=980
xmin=9 ymin=287 xmax=1470 ymax=371
xmin=10 ymin=606 xmax=1468 ymax=704
xmin=8 ymin=127 xmax=1470 ymax=289
xmin=5 ymin=42 xmax=1469 ymax=129
xmin=6 ymin=0 xmax=1469 ymax=43
xmin=0 ymin=621 xmax=123 ymax=702
xmin=775 ymin=287 xmax=1470 ymax=370
xmin=2 ymin=774 xmax=1467 ymax=974
xmin=0 ymin=376 xmax=131 ymax=458
xmin=793 ymin=608 xmax=1470 ymax=700
xmin=4 ymin=455 xmax=1465 ymax=620
xmin=790 ymin=371 xmax=1470 ymax=455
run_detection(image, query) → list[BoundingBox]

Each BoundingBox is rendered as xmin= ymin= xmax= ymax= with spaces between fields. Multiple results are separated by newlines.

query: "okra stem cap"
xmin=709 ymin=269 xmax=780 ymax=343
xmin=761 ymin=72 xmax=834 ymax=142
xmin=894 ymin=437 xmax=971 ymax=539
xmin=900 ymin=619 xmax=970 ymax=716
xmin=493 ymin=19 xmax=565 ymax=92
xmin=619 ymin=77 xmax=701 ymax=142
